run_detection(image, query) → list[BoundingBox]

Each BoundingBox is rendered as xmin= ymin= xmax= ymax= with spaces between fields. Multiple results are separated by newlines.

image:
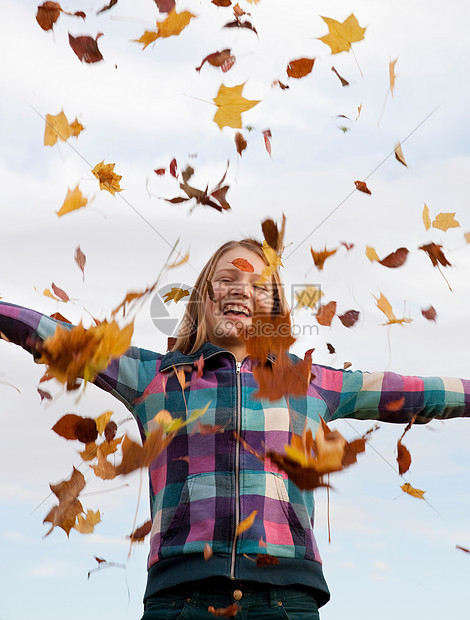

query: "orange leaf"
xmin=56 ymin=185 xmax=88 ymax=217
xmin=208 ymin=603 xmax=240 ymax=617
xmin=128 ymin=520 xmax=152 ymax=542
xmin=378 ymin=247 xmax=409 ymax=268
xmin=204 ymin=542 xmax=213 ymax=560
xmin=235 ymin=132 xmax=247 ymax=155
xmin=310 ymin=246 xmax=337 ymax=270
xmin=241 ymin=310 xmax=295 ymax=363
xmin=92 ymin=161 xmax=122 ymax=195
xmin=401 ymin=482 xmax=425 ymax=499
xmin=419 ymin=243 xmax=451 ymax=268
xmin=354 ymin=180 xmax=371 ymax=194
xmin=230 ymin=258 xmax=254 ymax=273
xmin=385 ymin=397 xmax=405 ymax=412
xmin=397 ymin=440 xmax=412 ymax=475
xmin=236 ymin=510 xmax=257 ymax=536
xmin=252 ymin=350 xmax=312 ymax=402
xmin=316 ymin=301 xmax=336 ymax=326
xmin=286 ymin=57 xmax=315 ymax=78
xmin=421 ymin=306 xmax=437 ymax=322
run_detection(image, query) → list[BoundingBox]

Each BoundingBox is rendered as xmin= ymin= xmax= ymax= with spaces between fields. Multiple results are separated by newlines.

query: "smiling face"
xmin=204 ymin=246 xmax=274 ymax=358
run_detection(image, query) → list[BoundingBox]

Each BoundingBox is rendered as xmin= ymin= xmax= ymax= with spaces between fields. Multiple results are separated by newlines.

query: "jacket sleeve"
xmin=0 ymin=301 xmax=152 ymax=416
xmin=311 ymin=363 xmax=470 ymax=424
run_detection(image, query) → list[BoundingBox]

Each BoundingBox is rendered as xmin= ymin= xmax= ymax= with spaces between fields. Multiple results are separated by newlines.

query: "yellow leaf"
xmin=394 ymin=142 xmax=407 ymax=167
xmin=56 ymin=185 xmax=88 ymax=217
xmin=69 ymin=118 xmax=84 ymax=137
xmin=97 ymin=436 xmax=122 ymax=458
xmin=365 ymin=246 xmax=380 ymax=262
xmin=213 ymin=83 xmax=260 ymax=130
xmin=79 ymin=441 xmax=97 ymax=461
xmin=295 ymin=286 xmax=323 ymax=310
xmin=44 ymin=110 xmax=84 ymax=146
xmin=389 ymin=58 xmax=398 ymax=96
xmin=310 ymin=247 xmax=337 ymax=270
xmin=257 ymin=240 xmax=283 ymax=283
xmin=236 ymin=510 xmax=257 ymax=536
xmin=464 ymin=231 xmax=470 ymax=244
xmin=162 ymin=287 xmax=190 ymax=303
xmin=432 ymin=212 xmax=460 ymax=232
xmin=318 ymin=13 xmax=366 ymax=55
xmin=374 ymin=293 xmax=412 ymax=326
xmin=92 ymin=161 xmax=122 ymax=195
xmin=423 ymin=203 xmax=431 ymax=231
xmin=95 ymin=410 xmax=113 ymax=435
xmin=74 ymin=509 xmax=101 ymax=534
xmin=42 ymin=288 xmax=62 ymax=301
xmin=134 ymin=9 xmax=195 ymax=49
xmin=186 ymin=401 xmax=211 ymax=425
xmin=401 ymin=482 xmax=425 ymax=499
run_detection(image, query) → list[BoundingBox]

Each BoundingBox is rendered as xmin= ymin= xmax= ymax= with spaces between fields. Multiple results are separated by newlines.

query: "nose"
xmin=229 ymin=280 xmax=251 ymax=298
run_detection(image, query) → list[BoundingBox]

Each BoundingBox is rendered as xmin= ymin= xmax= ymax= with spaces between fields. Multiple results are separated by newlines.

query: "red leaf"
xmin=51 ymin=282 xmax=70 ymax=302
xmin=50 ymin=312 xmax=72 ymax=324
xmin=68 ymin=33 xmax=104 ymax=64
xmin=230 ymin=258 xmax=254 ymax=272
xmin=421 ymin=306 xmax=437 ymax=322
xmin=154 ymin=0 xmax=176 ymax=12
xmin=36 ymin=2 xmax=61 ymax=31
xmin=262 ymin=129 xmax=272 ymax=157
xmin=169 ymin=158 xmax=178 ymax=178
xmin=96 ymin=0 xmax=118 ymax=15
xmin=154 ymin=168 xmax=166 ymax=175
xmin=338 ymin=310 xmax=360 ymax=328
xmin=379 ymin=247 xmax=409 ymax=268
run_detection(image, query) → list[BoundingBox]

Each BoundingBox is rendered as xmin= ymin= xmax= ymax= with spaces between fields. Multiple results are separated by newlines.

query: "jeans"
xmin=141 ymin=579 xmax=320 ymax=619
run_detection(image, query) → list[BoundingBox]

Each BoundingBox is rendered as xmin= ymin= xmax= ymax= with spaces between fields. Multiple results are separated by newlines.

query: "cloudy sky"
xmin=1 ymin=1 xmax=470 ymax=618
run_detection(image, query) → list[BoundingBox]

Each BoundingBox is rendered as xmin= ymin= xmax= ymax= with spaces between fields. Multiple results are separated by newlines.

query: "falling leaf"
xmin=456 ymin=545 xmax=470 ymax=554
xmin=74 ymin=246 xmax=86 ymax=280
xmin=271 ymin=80 xmax=289 ymax=90
xmin=286 ymin=58 xmax=315 ymax=79
xmin=331 ymin=66 xmax=349 ymax=86
xmin=397 ymin=441 xmax=411 ymax=475
xmin=343 ymin=362 xmax=352 ymax=369
xmin=40 ymin=287 xmax=62 ymax=302
xmin=385 ymin=397 xmax=405 ymax=412
xmin=394 ymin=142 xmax=407 ymax=166
xmin=256 ymin=554 xmax=279 ymax=567
xmin=169 ymin=158 xmax=178 ymax=177
xmin=389 ymin=58 xmax=398 ymax=96
xmin=92 ymin=161 xmax=122 ymax=195
xmin=128 ymin=520 xmax=152 ymax=542
xmin=162 ymin=287 xmax=190 ymax=303
xmin=56 ymin=185 xmax=88 ymax=217
xmin=104 ymin=421 xmax=118 ymax=442
xmin=154 ymin=0 xmax=176 ymax=11
xmin=421 ymin=306 xmax=437 ymax=322
xmin=374 ymin=293 xmax=412 ymax=326
xmin=208 ymin=604 xmax=240 ymax=618
xmin=194 ymin=354 xmax=204 ymax=379
xmin=295 ymin=286 xmax=323 ymax=310
xmin=316 ymin=301 xmax=336 ymax=327
xmin=262 ymin=129 xmax=272 ymax=156
xmin=326 ymin=343 xmax=335 ymax=354
xmin=97 ymin=0 xmax=118 ymax=15
xmin=204 ymin=542 xmax=213 ymax=560
xmin=230 ymin=258 xmax=254 ymax=272
xmin=37 ymin=387 xmax=52 ymax=402
xmin=74 ymin=509 xmax=101 ymax=534
xmin=253 ymin=350 xmax=312 ymax=402
xmin=423 ymin=203 xmax=431 ymax=231
xmin=50 ymin=312 xmax=71 ymax=324
xmin=419 ymin=243 xmax=451 ymax=268
xmin=52 ymin=414 xmax=98 ymax=442
xmin=236 ymin=510 xmax=257 ymax=536
xmin=310 ymin=247 xmax=337 ymax=270
xmin=261 ymin=215 xmax=285 ymax=253
xmin=69 ymin=33 xmax=104 ymax=63
xmin=43 ymin=468 xmax=86 ymax=536
xmin=44 ymin=110 xmax=84 ymax=146
xmin=354 ymin=180 xmax=371 ymax=194
xmin=167 ymin=251 xmax=189 ymax=269
xmin=341 ymin=241 xmax=354 ymax=251
xmin=213 ymin=83 xmax=260 ymax=130
xmin=224 ymin=18 xmax=257 ymax=35
xmin=235 ymin=132 xmax=247 ymax=155
xmin=401 ymin=482 xmax=425 ymax=499
xmin=318 ymin=14 xmax=366 ymax=55
xmin=36 ymin=2 xmax=85 ymax=31
xmin=432 ymin=213 xmax=460 ymax=232
xmin=195 ymin=49 xmax=235 ymax=72
xmin=242 ymin=311 xmax=295 ymax=363
xmin=51 ymin=283 xmax=70 ymax=302
xmin=134 ymin=9 xmax=195 ymax=49
xmin=378 ymin=247 xmax=409 ymax=268
xmin=154 ymin=168 xmax=166 ymax=175
xmin=338 ymin=310 xmax=359 ymax=328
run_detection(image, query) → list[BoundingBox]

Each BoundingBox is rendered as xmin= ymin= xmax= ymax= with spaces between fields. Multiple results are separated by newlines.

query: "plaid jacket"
xmin=2 ymin=301 xmax=470 ymax=607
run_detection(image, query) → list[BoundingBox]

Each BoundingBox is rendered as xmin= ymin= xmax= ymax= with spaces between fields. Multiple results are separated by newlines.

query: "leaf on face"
xmin=331 ymin=66 xmax=349 ymax=86
xmin=421 ymin=306 xmax=437 ymax=322
xmin=394 ymin=142 xmax=407 ymax=166
xmin=294 ymin=286 xmax=323 ymax=310
xmin=92 ymin=161 xmax=122 ymax=195
xmin=432 ymin=212 xmax=460 ymax=232
xmin=401 ymin=482 xmax=425 ymax=499
xmin=128 ymin=519 xmax=152 ymax=542
xmin=134 ymin=9 xmax=195 ymax=49
xmin=354 ymin=180 xmax=371 ymax=194
xmin=389 ymin=58 xmax=398 ymax=96
xmin=74 ymin=509 xmax=101 ymax=534
xmin=208 ymin=603 xmax=240 ymax=617
xmin=236 ymin=510 xmax=257 ymax=536
xmin=316 ymin=301 xmax=336 ymax=327
xmin=56 ymin=185 xmax=88 ymax=217
xmin=423 ymin=203 xmax=431 ymax=231
xmin=213 ymin=83 xmax=260 ymax=130
xmin=378 ymin=247 xmax=409 ymax=268
xmin=286 ymin=58 xmax=315 ymax=79
xmin=419 ymin=243 xmax=451 ymax=267
xmin=374 ymin=293 xmax=412 ymax=326
xmin=253 ymin=350 xmax=312 ymax=401
xmin=162 ymin=287 xmax=190 ymax=303
xmin=318 ymin=13 xmax=366 ymax=55
xmin=235 ymin=131 xmax=247 ymax=155
xmin=196 ymin=49 xmax=235 ymax=72
xmin=68 ymin=33 xmax=104 ymax=63
xmin=44 ymin=110 xmax=84 ymax=146
xmin=230 ymin=258 xmax=254 ymax=272
xmin=310 ymin=247 xmax=337 ymax=270
xmin=338 ymin=310 xmax=360 ymax=328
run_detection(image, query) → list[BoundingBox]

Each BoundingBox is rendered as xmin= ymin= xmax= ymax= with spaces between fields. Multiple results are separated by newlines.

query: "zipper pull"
xmin=236 ymin=361 xmax=241 ymax=374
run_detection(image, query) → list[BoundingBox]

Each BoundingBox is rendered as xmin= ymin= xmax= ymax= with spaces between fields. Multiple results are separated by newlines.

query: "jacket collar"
xmin=159 ymin=342 xmax=276 ymax=372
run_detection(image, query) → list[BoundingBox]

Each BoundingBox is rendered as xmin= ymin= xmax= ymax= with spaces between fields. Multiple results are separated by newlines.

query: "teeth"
xmin=223 ymin=304 xmax=251 ymax=316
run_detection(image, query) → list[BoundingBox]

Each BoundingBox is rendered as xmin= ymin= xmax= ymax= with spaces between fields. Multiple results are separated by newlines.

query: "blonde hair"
xmin=171 ymin=239 xmax=290 ymax=354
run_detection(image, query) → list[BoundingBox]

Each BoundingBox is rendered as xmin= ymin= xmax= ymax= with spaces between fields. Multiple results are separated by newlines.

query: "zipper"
xmin=230 ymin=360 xmax=242 ymax=579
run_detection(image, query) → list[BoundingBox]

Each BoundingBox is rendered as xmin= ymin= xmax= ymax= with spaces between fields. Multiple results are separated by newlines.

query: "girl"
xmin=1 ymin=238 xmax=470 ymax=619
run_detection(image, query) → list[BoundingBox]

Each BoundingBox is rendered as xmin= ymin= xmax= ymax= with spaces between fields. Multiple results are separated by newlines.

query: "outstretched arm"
xmin=311 ymin=363 xmax=470 ymax=424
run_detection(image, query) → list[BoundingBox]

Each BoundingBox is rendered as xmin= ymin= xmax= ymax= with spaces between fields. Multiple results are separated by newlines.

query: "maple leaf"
xmin=423 ymin=203 xmax=431 ymax=230
xmin=236 ymin=510 xmax=257 ymax=536
xmin=394 ymin=142 xmax=407 ymax=166
xmin=401 ymin=482 xmax=425 ymax=499
xmin=213 ymin=83 xmax=260 ymax=130
xmin=44 ymin=110 xmax=84 ymax=146
xmin=316 ymin=301 xmax=336 ymax=327
xmin=419 ymin=243 xmax=451 ymax=267
xmin=310 ymin=246 xmax=337 ymax=270
xmin=286 ymin=58 xmax=315 ymax=79
xmin=421 ymin=306 xmax=437 ymax=322
xmin=74 ymin=246 xmax=86 ymax=281
xmin=56 ymin=185 xmax=88 ymax=217
xmin=134 ymin=9 xmax=195 ymax=49
xmin=38 ymin=320 xmax=133 ymax=390
xmin=241 ymin=310 xmax=295 ymax=363
xmin=374 ymin=293 xmax=412 ymax=326
xmin=331 ymin=66 xmax=349 ymax=86
xmin=74 ymin=509 xmax=101 ymax=534
xmin=389 ymin=58 xmax=398 ymax=96
xmin=318 ymin=14 xmax=366 ymax=55
xmin=196 ymin=49 xmax=235 ymax=72
xmin=235 ymin=131 xmax=247 ymax=155
xmin=253 ymin=350 xmax=312 ymax=401
xmin=43 ymin=468 xmax=86 ymax=536
xmin=92 ymin=161 xmax=122 ymax=195
xmin=128 ymin=520 xmax=152 ymax=542
xmin=354 ymin=180 xmax=371 ymax=194
xmin=162 ymin=287 xmax=190 ymax=303
xmin=432 ymin=212 xmax=460 ymax=232
xmin=69 ymin=33 xmax=104 ymax=63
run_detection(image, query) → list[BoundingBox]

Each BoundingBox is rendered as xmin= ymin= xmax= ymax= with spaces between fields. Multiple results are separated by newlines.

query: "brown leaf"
xmin=196 ymin=49 xmax=235 ymax=72
xmin=397 ymin=440 xmax=412 ymax=475
xmin=224 ymin=19 xmax=257 ymax=35
xmin=286 ymin=58 xmax=315 ymax=79
xmin=51 ymin=282 xmax=70 ymax=302
xmin=256 ymin=554 xmax=279 ymax=567
xmin=104 ymin=420 xmax=118 ymax=442
xmin=395 ymin=142 xmax=407 ymax=166
xmin=331 ymin=66 xmax=349 ymax=86
xmin=44 ymin=468 xmax=86 ymax=536
xmin=36 ymin=2 xmax=62 ymax=31
xmin=401 ymin=482 xmax=425 ymax=499
xmin=241 ymin=310 xmax=295 ymax=363
xmin=338 ymin=310 xmax=359 ymax=328
xmin=208 ymin=603 xmax=240 ymax=617
xmin=68 ymin=33 xmax=104 ymax=64
xmin=114 ymin=427 xmax=173 ymax=476
xmin=235 ymin=132 xmax=247 ymax=155
xmin=74 ymin=246 xmax=86 ymax=280
xmin=204 ymin=542 xmax=213 ymax=560
xmin=212 ymin=0 xmax=231 ymax=5
xmin=50 ymin=312 xmax=72 ymax=324
xmin=155 ymin=168 xmax=166 ymax=175
xmin=419 ymin=243 xmax=451 ymax=267
xmin=253 ymin=350 xmax=312 ymax=402
xmin=316 ymin=301 xmax=336 ymax=327
xmin=92 ymin=161 xmax=122 ymax=195
xmin=326 ymin=343 xmax=335 ymax=354
xmin=354 ymin=180 xmax=371 ymax=194
xmin=74 ymin=418 xmax=98 ymax=443
xmin=262 ymin=129 xmax=272 ymax=157
xmin=378 ymin=247 xmax=409 ymax=268
xmin=343 ymin=362 xmax=352 ymax=369
xmin=310 ymin=247 xmax=337 ymax=270
xmin=271 ymin=80 xmax=289 ymax=90
xmin=52 ymin=414 xmax=86 ymax=440
xmin=128 ymin=519 xmax=152 ymax=542
xmin=421 ymin=306 xmax=437 ymax=322
xmin=154 ymin=0 xmax=176 ymax=11
xmin=456 ymin=545 xmax=470 ymax=554
xmin=97 ymin=0 xmax=118 ymax=15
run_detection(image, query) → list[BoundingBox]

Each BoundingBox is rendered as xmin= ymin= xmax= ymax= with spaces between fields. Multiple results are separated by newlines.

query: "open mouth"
xmin=222 ymin=303 xmax=252 ymax=318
